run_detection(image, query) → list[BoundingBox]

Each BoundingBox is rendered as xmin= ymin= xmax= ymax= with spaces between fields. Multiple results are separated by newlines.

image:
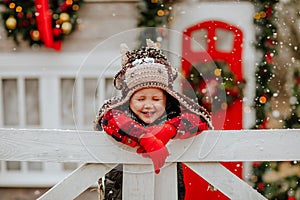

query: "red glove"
xmin=139 ymin=133 xmax=169 ymax=174
xmin=167 ymin=111 xmax=209 ymax=139
xmin=136 ymin=123 xmax=177 ymax=156
xmin=148 ymin=124 xmax=177 ymax=144
xmin=102 ymin=109 xmax=147 ymax=147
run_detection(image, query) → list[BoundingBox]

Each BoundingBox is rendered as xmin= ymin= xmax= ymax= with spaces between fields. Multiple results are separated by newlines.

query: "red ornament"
xmin=257 ymin=182 xmax=265 ymax=192
xmin=288 ymin=197 xmax=296 ymax=200
xmin=295 ymin=77 xmax=300 ymax=84
xmin=59 ymin=3 xmax=69 ymax=12
xmin=20 ymin=20 xmax=29 ymax=27
xmin=26 ymin=12 xmax=33 ymax=19
xmin=265 ymin=7 xmax=273 ymax=18
xmin=266 ymin=39 xmax=274 ymax=48
xmin=252 ymin=162 xmax=262 ymax=167
xmin=265 ymin=52 xmax=273 ymax=64
xmin=258 ymin=119 xmax=268 ymax=129
xmin=53 ymin=27 xmax=62 ymax=37
xmin=29 ymin=18 xmax=35 ymax=25
xmin=17 ymin=12 xmax=24 ymax=18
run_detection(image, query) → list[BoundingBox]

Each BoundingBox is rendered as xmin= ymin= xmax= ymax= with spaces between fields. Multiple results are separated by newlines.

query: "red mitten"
xmin=147 ymin=124 xmax=177 ymax=144
xmin=102 ymin=109 xmax=147 ymax=147
xmin=136 ymin=123 xmax=177 ymax=155
xmin=139 ymin=133 xmax=169 ymax=173
xmin=168 ymin=111 xmax=209 ymax=139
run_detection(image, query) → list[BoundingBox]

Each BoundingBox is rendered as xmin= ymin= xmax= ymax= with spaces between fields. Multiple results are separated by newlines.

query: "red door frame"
xmin=181 ymin=20 xmax=244 ymax=200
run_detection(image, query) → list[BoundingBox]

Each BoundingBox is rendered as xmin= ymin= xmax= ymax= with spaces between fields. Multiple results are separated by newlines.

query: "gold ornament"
xmin=31 ymin=30 xmax=40 ymax=41
xmin=259 ymin=11 xmax=266 ymax=18
xmin=72 ymin=4 xmax=79 ymax=11
xmin=56 ymin=19 xmax=63 ymax=25
xmin=254 ymin=13 xmax=260 ymax=20
xmin=66 ymin=0 xmax=73 ymax=5
xmin=59 ymin=12 xmax=70 ymax=22
xmin=259 ymin=96 xmax=267 ymax=104
xmin=16 ymin=6 xmax=22 ymax=12
xmin=157 ymin=9 xmax=164 ymax=17
xmin=9 ymin=3 xmax=15 ymax=9
xmin=5 ymin=16 xmax=17 ymax=30
xmin=61 ymin=22 xmax=72 ymax=34
xmin=214 ymin=68 xmax=222 ymax=76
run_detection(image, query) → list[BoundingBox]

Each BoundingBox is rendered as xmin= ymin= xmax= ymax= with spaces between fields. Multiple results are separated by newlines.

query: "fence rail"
xmin=1 ymin=128 xmax=300 ymax=199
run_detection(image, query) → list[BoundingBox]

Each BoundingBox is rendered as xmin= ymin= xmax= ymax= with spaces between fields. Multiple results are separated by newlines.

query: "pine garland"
xmin=251 ymin=161 xmax=300 ymax=199
xmin=251 ymin=1 xmax=300 ymax=200
xmin=137 ymin=0 xmax=174 ymax=47
xmin=284 ymin=64 xmax=300 ymax=128
xmin=253 ymin=0 xmax=279 ymax=129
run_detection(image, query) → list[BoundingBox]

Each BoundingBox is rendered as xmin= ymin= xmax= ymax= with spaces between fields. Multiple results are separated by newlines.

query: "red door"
xmin=181 ymin=20 xmax=243 ymax=199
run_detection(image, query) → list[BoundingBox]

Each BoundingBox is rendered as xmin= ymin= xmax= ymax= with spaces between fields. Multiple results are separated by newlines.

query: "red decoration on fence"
xmin=181 ymin=20 xmax=244 ymax=200
xmin=34 ymin=0 xmax=61 ymax=51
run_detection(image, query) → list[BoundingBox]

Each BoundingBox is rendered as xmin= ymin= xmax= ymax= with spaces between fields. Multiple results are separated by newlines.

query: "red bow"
xmin=35 ymin=0 xmax=62 ymax=51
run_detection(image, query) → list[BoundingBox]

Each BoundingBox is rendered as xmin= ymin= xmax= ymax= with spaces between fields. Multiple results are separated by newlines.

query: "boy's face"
xmin=129 ymin=88 xmax=166 ymax=124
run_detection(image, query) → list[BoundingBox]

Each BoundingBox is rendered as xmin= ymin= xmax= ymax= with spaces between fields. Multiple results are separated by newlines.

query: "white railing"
xmin=1 ymin=128 xmax=300 ymax=200
xmin=0 ymin=52 xmax=119 ymax=186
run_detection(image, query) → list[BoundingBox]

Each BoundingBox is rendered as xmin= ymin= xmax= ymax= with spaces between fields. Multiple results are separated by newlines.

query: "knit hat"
xmin=94 ymin=39 xmax=213 ymax=129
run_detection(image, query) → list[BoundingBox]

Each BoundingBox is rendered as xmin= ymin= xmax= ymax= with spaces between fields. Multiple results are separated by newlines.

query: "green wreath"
xmin=185 ymin=61 xmax=245 ymax=112
xmin=1 ymin=0 xmax=83 ymax=48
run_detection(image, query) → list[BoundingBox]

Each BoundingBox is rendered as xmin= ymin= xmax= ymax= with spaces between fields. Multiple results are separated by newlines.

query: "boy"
xmin=94 ymin=39 xmax=212 ymax=200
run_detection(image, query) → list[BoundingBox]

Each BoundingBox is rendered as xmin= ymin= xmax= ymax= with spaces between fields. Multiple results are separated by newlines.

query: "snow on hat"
xmin=94 ymin=39 xmax=212 ymax=129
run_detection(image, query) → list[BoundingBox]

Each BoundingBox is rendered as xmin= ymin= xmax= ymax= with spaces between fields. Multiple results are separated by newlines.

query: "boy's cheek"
xmin=131 ymin=101 xmax=142 ymax=108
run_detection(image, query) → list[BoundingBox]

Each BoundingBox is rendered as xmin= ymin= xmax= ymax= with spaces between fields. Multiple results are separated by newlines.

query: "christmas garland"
xmin=284 ymin=64 xmax=300 ymax=129
xmin=186 ymin=61 xmax=245 ymax=112
xmin=0 ymin=0 xmax=84 ymax=50
xmin=251 ymin=161 xmax=300 ymax=200
xmin=251 ymin=1 xmax=300 ymax=200
xmin=137 ymin=0 xmax=174 ymax=47
xmin=253 ymin=0 xmax=278 ymax=129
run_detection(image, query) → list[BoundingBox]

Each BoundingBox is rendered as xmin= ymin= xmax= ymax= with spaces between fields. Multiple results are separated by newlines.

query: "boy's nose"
xmin=143 ymin=101 xmax=153 ymax=108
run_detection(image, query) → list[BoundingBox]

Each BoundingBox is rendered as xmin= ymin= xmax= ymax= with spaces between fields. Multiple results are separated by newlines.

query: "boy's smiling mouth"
xmin=142 ymin=111 xmax=155 ymax=117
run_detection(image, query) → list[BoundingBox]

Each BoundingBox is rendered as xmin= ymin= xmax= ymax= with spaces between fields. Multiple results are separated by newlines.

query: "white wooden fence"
xmin=1 ymin=128 xmax=299 ymax=199
xmin=0 ymin=52 xmax=120 ymax=187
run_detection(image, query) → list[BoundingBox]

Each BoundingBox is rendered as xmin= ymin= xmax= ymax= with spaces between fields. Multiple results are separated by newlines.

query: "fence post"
xmin=155 ymin=163 xmax=178 ymax=200
xmin=123 ymin=164 xmax=155 ymax=200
